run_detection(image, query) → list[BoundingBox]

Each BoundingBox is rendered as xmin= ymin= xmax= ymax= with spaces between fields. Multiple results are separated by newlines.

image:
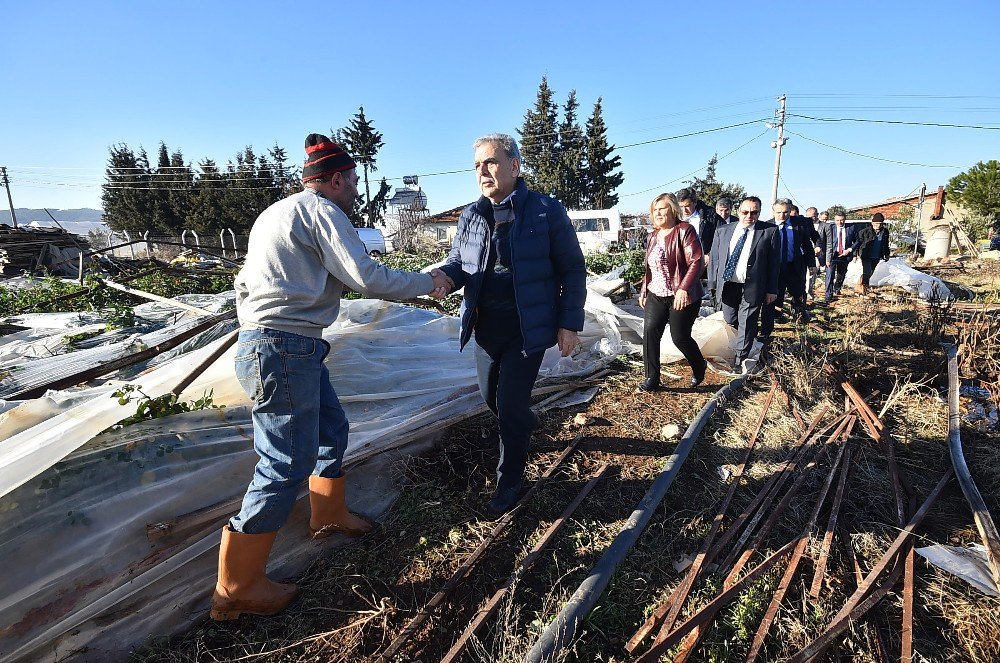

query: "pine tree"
xmin=583 ymin=98 xmax=624 ymax=209
xmin=686 ymin=154 xmax=746 ymax=208
xmin=267 ymin=143 xmax=300 ymax=199
xmin=337 ymin=106 xmax=385 ymax=227
xmin=188 ymin=158 xmax=226 ymax=233
xmin=149 ymin=142 xmax=178 ymax=232
xmin=102 ymin=143 xmax=144 ymax=231
xmin=167 ymin=148 xmax=194 ymax=232
xmin=557 ymin=90 xmax=586 ymax=209
xmin=519 ymin=76 xmax=560 ymax=195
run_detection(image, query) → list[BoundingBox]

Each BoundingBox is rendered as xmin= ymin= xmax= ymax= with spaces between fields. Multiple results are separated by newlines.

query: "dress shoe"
xmin=638 ymin=377 xmax=661 ymax=392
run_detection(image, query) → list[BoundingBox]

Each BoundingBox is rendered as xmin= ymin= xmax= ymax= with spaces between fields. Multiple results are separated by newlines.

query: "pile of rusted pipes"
xmin=622 ymin=367 xmax=963 ymax=663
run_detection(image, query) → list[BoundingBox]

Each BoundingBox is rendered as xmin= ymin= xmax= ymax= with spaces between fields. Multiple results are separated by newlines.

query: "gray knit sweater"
xmin=235 ymin=188 xmax=433 ymax=338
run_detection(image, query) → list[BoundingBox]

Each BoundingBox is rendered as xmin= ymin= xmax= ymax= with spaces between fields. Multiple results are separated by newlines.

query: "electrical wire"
xmin=778 ymin=174 xmax=800 ymax=206
xmin=621 ymin=129 xmax=769 ymax=198
xmin=784 ymin=130 xmax=963 ymax=169
xmin=789 ymin=113 xmax=1000 ymax=130
xmin=616 ymin=119 xmax=769 ymax=149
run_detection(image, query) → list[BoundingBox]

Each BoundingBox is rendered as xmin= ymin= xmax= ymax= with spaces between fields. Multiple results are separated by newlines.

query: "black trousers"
xmin=642 ymin=292 xmax=706 ymax=382
xmin=860 ymin=258 xmax=878 ymax=286
xmin=474 ymin=313 xmax=545 ymax=491
xmin=761 ymin=261 xmax=806 ymax=336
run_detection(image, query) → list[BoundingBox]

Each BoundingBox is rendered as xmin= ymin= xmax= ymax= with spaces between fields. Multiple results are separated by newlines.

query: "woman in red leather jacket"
xmin=639 ymin=193 xmax=708 ymax=391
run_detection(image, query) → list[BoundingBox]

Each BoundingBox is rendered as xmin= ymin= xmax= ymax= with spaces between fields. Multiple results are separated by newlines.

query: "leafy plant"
xmin=112 ymin=383 xmax=221 ymax=427
xmin=585 ymin=248 xmax=645 ymax=282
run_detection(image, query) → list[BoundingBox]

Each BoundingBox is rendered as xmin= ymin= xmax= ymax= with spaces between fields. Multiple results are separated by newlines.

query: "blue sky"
xmin=2 ymin=0 xmax=998 ymax=218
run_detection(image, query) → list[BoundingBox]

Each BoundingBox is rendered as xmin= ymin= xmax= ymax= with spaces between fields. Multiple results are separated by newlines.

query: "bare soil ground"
xmin=136 ymin=259 xmax=1000 ymax=663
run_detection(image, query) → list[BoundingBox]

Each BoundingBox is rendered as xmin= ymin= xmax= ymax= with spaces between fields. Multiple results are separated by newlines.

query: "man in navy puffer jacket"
xmin=440 ymin=133 xmax=587 ymax=515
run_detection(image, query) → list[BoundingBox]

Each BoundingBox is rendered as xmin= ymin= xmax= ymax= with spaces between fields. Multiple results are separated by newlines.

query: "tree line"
xmin=101 ymin=107 xmax=392 ymax=234
xmin=518 ymin=77 xmax=624 ymax=210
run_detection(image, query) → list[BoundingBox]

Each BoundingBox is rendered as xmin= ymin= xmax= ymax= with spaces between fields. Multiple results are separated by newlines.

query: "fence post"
xmin=122 ymin=230 xmax=135 ymax=259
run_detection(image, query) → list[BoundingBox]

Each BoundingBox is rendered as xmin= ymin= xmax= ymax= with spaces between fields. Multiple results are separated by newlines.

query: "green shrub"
xmin=585 ymin=249 xmax=645 ymax=282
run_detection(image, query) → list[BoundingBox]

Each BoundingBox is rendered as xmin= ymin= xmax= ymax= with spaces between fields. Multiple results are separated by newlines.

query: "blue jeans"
xmin=229 ymin=327 xmax=349 ymax=534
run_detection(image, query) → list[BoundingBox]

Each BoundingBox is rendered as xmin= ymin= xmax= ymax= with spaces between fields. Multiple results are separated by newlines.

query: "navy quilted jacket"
xmin=440 ymin=178 xmax=587 ymax=355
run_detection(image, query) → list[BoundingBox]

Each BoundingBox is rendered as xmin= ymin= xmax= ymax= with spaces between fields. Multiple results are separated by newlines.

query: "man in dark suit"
xmin=762 ymin=198 xmax=813 ymax=335
xmin=709 ymin=196 xmax=779 ymax=373
xmin=802 ymin=206 xmax=821 ymax=302
xmin=677 ymin=187 xmax=721 ymax=268
xmin=822 ymin=212 xmax=858 ymax=302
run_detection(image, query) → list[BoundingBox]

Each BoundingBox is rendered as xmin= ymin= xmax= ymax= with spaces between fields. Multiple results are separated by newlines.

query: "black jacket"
xmin=440 ymin=178 xmax=587 ymax=355
xmin=689 ymin=200 xmax=721 ymax=256
xmin=769 ymin=216 xmax=815 ymax=273
xmin=708 ymin=220 xmax=780 ymax=305
xmin=855 ymin=225 xmax=891 ymax=261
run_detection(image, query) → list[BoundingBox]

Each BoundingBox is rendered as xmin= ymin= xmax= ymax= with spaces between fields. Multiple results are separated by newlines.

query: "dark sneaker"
xmin=487 ymin=484 xmax=522 ymax=516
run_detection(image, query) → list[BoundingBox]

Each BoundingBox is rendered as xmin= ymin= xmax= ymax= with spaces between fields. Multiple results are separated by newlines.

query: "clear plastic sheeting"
xmin=916 ymin=544 xmax=999 ymax=597
xmin=657 ymin=310 xmax=737 ymax=371
xmin=584 ymin=290 xmax=738 ymax=371
xmin=0 ymin=323 xmax=106 ymax=365
xmin=844 ymin=257 xmax=952 ymax=300
xmin=131 ymin=291 xmax=236 ymax=326
xmin=0 ymin=297 xmax=624 ymax=662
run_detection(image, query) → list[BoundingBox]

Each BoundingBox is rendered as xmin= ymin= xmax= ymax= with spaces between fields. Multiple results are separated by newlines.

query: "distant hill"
xmin=1 ymin=208 xmax=107 ymax=235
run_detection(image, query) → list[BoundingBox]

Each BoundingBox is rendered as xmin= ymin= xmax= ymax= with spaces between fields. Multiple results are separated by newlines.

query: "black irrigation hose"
xmin=523 ymin=375 xmax=747 ymax=663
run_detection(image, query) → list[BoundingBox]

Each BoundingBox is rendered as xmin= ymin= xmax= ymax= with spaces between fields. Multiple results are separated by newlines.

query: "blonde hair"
xmin=649 ymin=193 xmax=681 ymax=225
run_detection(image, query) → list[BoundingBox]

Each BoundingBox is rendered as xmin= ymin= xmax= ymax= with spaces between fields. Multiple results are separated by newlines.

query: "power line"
xmin=784 ymin=129 xmax=963 ymax=168
xmin=616 ymin=119 xmax=769 ymax=149
xmin=778 ymin=174 xmax=800 ymax=206
xmin=789 ymin=113 xmax=1000 ymax=130
xmin=622 ymin=129 xmax=769 ymax=198
xmin=787 ymin=93 xmax=1000 ymax=100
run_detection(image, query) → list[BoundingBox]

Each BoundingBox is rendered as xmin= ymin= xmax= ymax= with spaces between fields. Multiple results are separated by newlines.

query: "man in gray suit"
xmin=709 ymin=196 xmax=779 ymax=373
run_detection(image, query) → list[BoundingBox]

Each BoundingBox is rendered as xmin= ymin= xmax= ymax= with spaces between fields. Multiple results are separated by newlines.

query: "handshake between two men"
xmin=427 ymin=268 xmax=454 ymax=299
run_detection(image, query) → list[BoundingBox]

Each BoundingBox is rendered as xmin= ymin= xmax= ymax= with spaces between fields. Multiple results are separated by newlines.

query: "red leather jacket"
xmin=640 ymin=222 xmax=705 ymax=302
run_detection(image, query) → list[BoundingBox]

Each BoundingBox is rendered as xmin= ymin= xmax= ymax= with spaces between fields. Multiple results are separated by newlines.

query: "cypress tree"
xmin=519 ymin=76 xmax=560 ymax=195
xmin=557 ymin=90 xmax=586 ymax=209
xmin=583 ymin=98 xmax=624 ymax=209
xmin=338 ymin=106 xmax=385 ymax=227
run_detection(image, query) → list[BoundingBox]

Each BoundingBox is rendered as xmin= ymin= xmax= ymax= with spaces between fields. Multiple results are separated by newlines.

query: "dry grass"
xmin=134 ymin=270 xmax=1000 ymax=663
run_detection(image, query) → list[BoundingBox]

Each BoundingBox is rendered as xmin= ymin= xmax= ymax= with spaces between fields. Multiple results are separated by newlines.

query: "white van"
xmin=566 ymin=208 xmax=622 ymax=253
xmin=355 ymin=227 xmax=388 ymax=257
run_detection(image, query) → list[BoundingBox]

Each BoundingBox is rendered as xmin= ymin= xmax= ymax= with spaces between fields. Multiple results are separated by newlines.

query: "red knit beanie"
xmin=302 ymin=134 xmax=356 ymax=182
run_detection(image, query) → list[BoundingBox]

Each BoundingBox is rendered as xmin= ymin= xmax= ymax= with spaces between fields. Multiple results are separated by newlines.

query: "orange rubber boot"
xmin=308 ymin=473 xmax=374 ymax=539
xmin=209 ymin=525 xmax=299 ymax=620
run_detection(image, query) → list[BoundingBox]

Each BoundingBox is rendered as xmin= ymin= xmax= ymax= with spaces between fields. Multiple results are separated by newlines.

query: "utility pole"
xmin=912 ymin=182 xmax=926 ymax=260
xmin=770 ymin=94 xmax=787 ymax=205
xmin=1 ymin=167 xmax=17 ymax=229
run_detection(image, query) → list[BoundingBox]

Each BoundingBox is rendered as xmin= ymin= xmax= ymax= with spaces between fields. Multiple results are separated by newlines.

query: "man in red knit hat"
xmin=210 ymin=134 xmax=453 ymax=621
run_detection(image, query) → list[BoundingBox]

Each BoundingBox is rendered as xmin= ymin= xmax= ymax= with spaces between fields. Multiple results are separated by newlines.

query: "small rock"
xmin=672 ymin=554 xmax=695 ymax=572
xmin=660 ymin=424 xmax=682 ymax=440
xmin=573 ymin=413 xmax=590 ymax=426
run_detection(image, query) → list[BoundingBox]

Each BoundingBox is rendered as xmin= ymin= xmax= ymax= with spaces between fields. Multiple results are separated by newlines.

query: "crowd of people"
xmin=639 ymin=189 xmax=892 ymax=382
xmin=211 ymin=131 xmax=892 ymax=622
